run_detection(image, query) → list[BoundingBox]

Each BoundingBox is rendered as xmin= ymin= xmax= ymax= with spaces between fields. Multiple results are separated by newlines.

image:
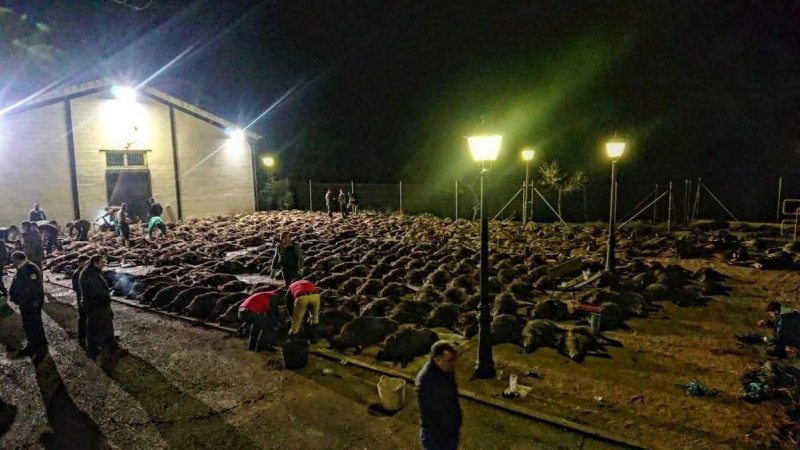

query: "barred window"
xmin=106 ymin=151 xmax=125 ymax=167
xmin=127 ymin=151 xmax=146 ymax=166
xmin=104 ymin=151 xmax=147 ymax=167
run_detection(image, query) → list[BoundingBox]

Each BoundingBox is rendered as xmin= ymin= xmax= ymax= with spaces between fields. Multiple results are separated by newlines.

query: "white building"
xmin=0 ymin=80 xmax=260 ymax=226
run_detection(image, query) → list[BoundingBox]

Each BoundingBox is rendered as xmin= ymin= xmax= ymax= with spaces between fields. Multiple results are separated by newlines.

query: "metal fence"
xmin=286 ymin=176 xmax=799 ymax=225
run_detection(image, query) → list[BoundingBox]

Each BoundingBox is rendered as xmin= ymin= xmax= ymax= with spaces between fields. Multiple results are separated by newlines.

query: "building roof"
xmin=3 ymin=79 xmax=262 ymax=140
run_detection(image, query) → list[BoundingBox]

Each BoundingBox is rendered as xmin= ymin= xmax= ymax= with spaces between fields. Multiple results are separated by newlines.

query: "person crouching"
xmin=287 ymin=278 xmax=321 ymax=343
xmin=238 ymin=291 xmax=282 ymax=351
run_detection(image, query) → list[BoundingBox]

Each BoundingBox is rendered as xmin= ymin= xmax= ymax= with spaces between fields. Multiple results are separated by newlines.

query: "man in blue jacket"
xmin=416 ymin=340 xmax=462 ymax=450
xmin=761 ymin=301 xmax=800 ymax=358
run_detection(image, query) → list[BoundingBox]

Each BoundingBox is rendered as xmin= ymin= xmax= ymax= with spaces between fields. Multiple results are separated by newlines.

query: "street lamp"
xmin=604 ymin=138 xmax=626 ymax=272
xmin=467 ymin=134 xmax=502 ymax=379
xmin=262 ymin=156 xmax=275 ymax=181
xmin=521 ymin=149 xmax=535 ymax=225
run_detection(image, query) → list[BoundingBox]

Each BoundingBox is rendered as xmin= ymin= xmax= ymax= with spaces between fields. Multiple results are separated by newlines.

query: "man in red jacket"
xmin=287 ymin=279 xmax=321 ymax=343
xmin=238 ymin=291 xmax=281 ymax=351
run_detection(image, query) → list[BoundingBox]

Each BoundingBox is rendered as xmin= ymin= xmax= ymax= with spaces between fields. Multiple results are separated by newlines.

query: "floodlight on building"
xmin=262 ymin=156 xmax=275 ymax=167
xmin=224 ymin=127 xmax=245 ymax=141
xmin=111 ymin=86 xmax=137 ymax=103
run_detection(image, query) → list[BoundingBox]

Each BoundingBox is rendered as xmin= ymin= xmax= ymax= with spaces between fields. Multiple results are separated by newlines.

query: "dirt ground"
xmin=1 ymin=244 xmax=799 ymax=449
xmin=0 ymin=277 xmax=626 ymax=450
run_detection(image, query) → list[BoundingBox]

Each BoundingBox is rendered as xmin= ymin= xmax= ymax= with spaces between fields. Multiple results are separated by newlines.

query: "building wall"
xmin=0 ymin=102 xmax=74 ymax=226
xmin=174 ymin=110 xmax=255 ymax=218
xmin=70 ymin=93 xmax=179 ymax=222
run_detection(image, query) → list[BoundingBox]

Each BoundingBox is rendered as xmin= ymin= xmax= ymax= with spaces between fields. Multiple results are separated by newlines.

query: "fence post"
xmin=455 ymin=180 xmax=459 ymax=219
xmin=399 ymin=181 xmax=404 ymax=214
xmin=777 ymin=177 xmax=783 ymax=223
xmin=653 ymin=184 xmax=659 ymax=222
xmin=308 ymin=180 xmax=312 ymax=211
xmin=667 ymin=181 xmax=673 ymax=233
xmin=351 ymin=180 xmax=354 ymax=193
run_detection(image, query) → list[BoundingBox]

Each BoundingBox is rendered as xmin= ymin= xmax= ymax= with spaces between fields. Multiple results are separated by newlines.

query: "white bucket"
xmin=377 ymin=376 xmax=406 ymax=411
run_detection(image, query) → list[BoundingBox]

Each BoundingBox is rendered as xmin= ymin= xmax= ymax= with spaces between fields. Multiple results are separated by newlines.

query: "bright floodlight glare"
xmin=262 ymin=156 xmax=275 ymax=167
xmin=521 ymin=149 xmax=535 ymax=161
xmin=230 ymin=129 xmax=245 ymax=141
xmin=606 ymin=140 xmax=626 ymax=159
xmin=468 ymin=135 xmax=503 ymax=162
xmin=111 ymin=86 xmax=137 ymax=102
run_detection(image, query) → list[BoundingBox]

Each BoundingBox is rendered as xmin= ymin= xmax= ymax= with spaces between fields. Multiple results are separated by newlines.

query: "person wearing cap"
xmin=28 ymin=203 xmax=46 ymax=222
xmin=71 ymin=255 xmax=91 ymax=350
xmin=238 ymin=291 xmax=282 ymax=351
xmin=287 ymin=278 xmax=320 ymax=343
xmin=116 ymin=203 xmax=131 ymax=247
xmin=8 ymin=251 xmax=47 ymax=357
xmin=759 ymin=301 xmax=800 ymax=358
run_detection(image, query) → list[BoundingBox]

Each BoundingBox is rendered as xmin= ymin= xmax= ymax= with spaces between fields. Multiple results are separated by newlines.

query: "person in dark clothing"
xmin=272 ymin=232 xmax=304 ymax=315
xmin=325 ymin=189 xmax=335 ymax=218
xmin=759 ymin=301 xmax=800 ymax=358
xmin=28 ymin=203 xmax=46 ymax=222
xmin=148 ymin=198 xmax=164 ymax=219
xmin=20 ymin=221 xmax=44 ymax=269
xmin=237 ymin=291 xmax=282 ymax=351
xmin=416 ymin=340 xmax=462 ymax=450
xmin=0 ymin=240 xmax=8 ymax=297
xmin=8 ymin=252 xmax=47 ymax=357
xmin=147 ymin=198 xmax=167 ymax=240
xmin=71 ymin=255 xmax=91 ymax=350
xmin=80 ymin=255 xmax=127 ymax=363
xmin=67 ymin=219 xmax=91 ymax=241
xmin=348 ymin=192 xmax=359 ymax=216
xmin=116 ymin=203 xmax=131 ymax=247
xmin=337 ymin=189 xmax=348 ymax=218
xmin=37 ymin=221 xmax=63 ymax=254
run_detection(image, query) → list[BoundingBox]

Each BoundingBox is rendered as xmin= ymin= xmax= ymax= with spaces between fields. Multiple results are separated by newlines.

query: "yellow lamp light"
xmin=262 ymin=156 xmax=275 ymax=167
xmin=468 ymin=135 xmax=503 ymax=162
xmin=521 ymin=149 xmax=535 ymax=161
xmin=606 ymin=140 xmax=626 ymax=159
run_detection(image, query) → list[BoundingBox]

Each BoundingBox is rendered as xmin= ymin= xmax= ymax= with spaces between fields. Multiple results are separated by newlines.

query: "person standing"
xmin=8 ymin=252 xmax=47 ymax=357
xmin=338 ymin=189 xmax=348 ymax=218
xmin=287 ymin=278 xmax=320 ymax=343
xmin=416 ymin=341 xmax=462 ymax=450
xmin=71 ymin=255 xmax=90 ymax=350
xmin=116 ymin=203 xmax=131 ymax=247
xmin=271 ymin=232 xmax=304 ymax=315
xmin=0 ymin=239 xmax=8 ymax=297
xmin=348 ymin=192 xmax=359 ymax=216
xmin=28 ymin=203 xmax=46 ymax=222
xmin=80 ymin=255 xmax=127 ymax=363
xmin=237 ymin=290 xmax=282 ymax=351
xmin=325 ymin=189 xmax=335 ymax=218
xmin=20 ymin=221 xmax=44 ymax=269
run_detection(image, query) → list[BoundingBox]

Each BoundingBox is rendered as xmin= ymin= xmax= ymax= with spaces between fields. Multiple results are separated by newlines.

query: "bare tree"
xmin=109 ymin=0 xmax=154 ymax=11
xmin=538 ymin=161 xmax=589 ymax=218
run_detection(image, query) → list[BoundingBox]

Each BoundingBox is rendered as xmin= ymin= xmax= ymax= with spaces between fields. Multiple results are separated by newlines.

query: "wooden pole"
xmin=777 ymin=177 xmax=783 ymax=223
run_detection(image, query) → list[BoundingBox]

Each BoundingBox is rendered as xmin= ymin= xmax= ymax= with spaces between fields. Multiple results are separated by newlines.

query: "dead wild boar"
xmin=185 ymin=292 xmax=224 ymax=319
xmin=360 ymin=298 xmax=397 ymax=317
xmin=318 ymin=309 xmax=356 ymax=339
xmin=522 ymin=320 xmax=564 ymax=353
xmin=164 ymin=286 xmax=213 ymax=312
xmin=389 ymin=301 xmax=434 ymax=325
xmin=150 ymin=285 xmax=189 ymax=309
xmin=209 ymin=292 xmax=250 ymax=321
xmin=378 ymin=328 xmax=440 ymax=367
xmin=490 ymin=314 xmax=526 ymax=345
xmin=530 ymin=299 xmax=569 ymax=322
xmin=331 ymin=316 xmax=399 ymax=350
xmin=218 ymin=300 xmax=246 ymax=327
xmin=425 ymin=303 xmax=461 ymax=330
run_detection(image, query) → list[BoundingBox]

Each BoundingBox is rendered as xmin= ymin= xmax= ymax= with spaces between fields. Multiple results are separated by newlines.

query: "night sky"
xmin=2 ymin=0 xmax=799 ymax=220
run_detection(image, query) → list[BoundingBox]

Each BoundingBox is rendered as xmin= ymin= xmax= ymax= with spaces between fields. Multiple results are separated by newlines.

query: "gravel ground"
xmin=0 ymin=275 xmax=625 ymax=450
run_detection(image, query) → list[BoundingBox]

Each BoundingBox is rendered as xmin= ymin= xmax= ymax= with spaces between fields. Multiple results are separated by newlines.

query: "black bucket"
xmin=282 ymin=338 xmax=309 ymax=370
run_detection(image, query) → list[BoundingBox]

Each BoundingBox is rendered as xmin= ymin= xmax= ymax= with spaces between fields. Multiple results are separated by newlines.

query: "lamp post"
xmin=262 ymin=156 xmax=275 ymax=181
xmin=604 ymin=138 xmax=626 ymax=273
xmin=467 ymin=134 xmax=502 ymax=379
xmin=521 ymin=149 xmax=535 ymax=225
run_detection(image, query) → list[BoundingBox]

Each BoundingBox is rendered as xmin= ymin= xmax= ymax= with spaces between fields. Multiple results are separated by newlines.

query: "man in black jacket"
xmin=8 ymin=252 xmax=47 ymax=357
xmin=415 ymin=340 xmax=462 ymax=450
xmin=71 ymin=255 xmax=90 ymax=350
xmin=80 ymin=255 xmax=127 ymax=362
xmin=272 ymin=232 xmax=304 ymax=315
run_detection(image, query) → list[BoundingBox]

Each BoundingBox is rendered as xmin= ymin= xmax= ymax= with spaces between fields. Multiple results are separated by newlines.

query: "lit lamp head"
xmin=262 ymin=156 xmax=275 ymax=167
xmin=605 ymin=139 xmax=626 ymax=159
xmin=468 ymin=135 xmax=503 ymax=162
xmin=111 ymin=86 xmax=137 ymax=103
xmin=521 ymin=149 xmax=535 ymax=161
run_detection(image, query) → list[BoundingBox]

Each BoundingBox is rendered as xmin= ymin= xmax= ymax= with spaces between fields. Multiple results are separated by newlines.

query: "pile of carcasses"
xmin=41 ymin=212 xmax=789 ymax=366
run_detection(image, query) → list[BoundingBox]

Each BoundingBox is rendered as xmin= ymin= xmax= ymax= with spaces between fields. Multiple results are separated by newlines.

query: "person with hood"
xmin=28 ymin=203 xmax=46 ymax=222
xmin=759 ymin=301 xmax=800 ymax=358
